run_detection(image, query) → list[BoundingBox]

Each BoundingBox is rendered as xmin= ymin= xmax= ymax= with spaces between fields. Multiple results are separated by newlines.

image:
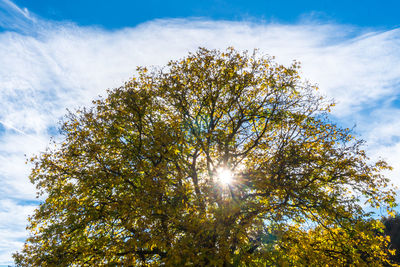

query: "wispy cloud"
xmin=1 ymin=0 xmax=400 ymax=264
xmin=0 ymin=199 xmax=37 ymax=264
xmin=0 ymin=0 xmax=37 ymax=33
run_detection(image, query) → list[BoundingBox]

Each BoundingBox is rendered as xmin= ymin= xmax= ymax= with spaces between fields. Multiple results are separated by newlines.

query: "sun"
xmin=216 ymin=168 xmax=233 ymax=185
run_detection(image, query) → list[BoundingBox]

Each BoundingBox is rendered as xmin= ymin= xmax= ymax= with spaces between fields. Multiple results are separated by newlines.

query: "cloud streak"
xmin=0 ymin=0 xmax=37 ymax=34
xmin=1 ymin=0 xmax=400 ymax=264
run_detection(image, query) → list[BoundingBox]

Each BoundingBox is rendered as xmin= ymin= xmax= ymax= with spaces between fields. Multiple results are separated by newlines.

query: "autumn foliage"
xmin=14 ymin=48 xmax=397 ymax=266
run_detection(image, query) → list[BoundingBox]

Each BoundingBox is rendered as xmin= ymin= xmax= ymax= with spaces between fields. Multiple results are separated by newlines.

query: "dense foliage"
xmin=14 ymin=48 xmax=397 ymax=266
xmin=383 ymin=215 xmax=400 ymax=264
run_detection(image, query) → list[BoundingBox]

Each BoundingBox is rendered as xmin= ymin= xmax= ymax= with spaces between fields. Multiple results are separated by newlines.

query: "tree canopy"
xmin=14 ymin=48 xmax=397 ymax=266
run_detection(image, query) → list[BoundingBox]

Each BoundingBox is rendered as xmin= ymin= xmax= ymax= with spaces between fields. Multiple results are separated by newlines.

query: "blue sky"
xmin=0 ymin=0 xmax=400 ymax=265
xmin=10 ymin=0 xmax=400 ymax=29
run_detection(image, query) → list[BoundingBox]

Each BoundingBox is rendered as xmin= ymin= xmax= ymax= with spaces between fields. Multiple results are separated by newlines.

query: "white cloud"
xmin=0 ymin=0 xmax=37 ymax=34
xmin=0 ymin=199 xmax=36 ymax=264
xmin=1 ymin=1 xmax=400 ymax=265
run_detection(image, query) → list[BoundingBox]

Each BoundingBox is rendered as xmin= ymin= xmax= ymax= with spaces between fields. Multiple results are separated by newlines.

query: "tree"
xmin=383 ymin=215 xmax=400 ymax=263
xmin=14 ymin=48 xmax=397 ymax=266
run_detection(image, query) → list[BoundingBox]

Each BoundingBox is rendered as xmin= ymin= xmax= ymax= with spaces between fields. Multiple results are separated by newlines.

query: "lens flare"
xmin=217 ymin=168 xmax=233 ymax=185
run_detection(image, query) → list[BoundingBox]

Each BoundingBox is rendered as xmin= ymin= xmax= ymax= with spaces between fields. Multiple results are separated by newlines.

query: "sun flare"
xmin=216 ymin=168 xmax=233 ymax=185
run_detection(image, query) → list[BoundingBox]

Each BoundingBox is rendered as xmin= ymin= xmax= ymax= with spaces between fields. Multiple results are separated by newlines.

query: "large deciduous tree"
xmin=14 ymin=48 xmax=397 ymax=266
